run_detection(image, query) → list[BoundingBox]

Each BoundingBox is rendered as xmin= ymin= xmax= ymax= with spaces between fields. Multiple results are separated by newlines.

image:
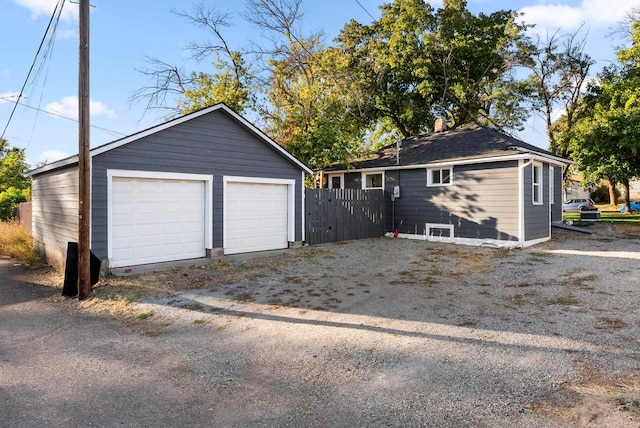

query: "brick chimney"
xmin=434 ymin=118 xmax=447 ymax=132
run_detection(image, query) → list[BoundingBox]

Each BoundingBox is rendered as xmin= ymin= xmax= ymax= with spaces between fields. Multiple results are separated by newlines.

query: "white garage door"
xmin=110 ymin=177 xmax=206 ymax=267
xmin=225 ymin=182 xmax=289 ymax=254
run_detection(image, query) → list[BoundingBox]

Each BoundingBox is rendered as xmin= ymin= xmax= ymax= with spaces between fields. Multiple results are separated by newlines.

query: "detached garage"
xmin=27 ymin=103 xmax=311 ymax=271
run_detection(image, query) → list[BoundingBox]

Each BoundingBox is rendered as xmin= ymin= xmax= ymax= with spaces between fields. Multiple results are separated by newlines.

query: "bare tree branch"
xmin=128 ymin=53 xmax=191 ymax=116
xmin=172 ymin=5 xmax=234 ymax=62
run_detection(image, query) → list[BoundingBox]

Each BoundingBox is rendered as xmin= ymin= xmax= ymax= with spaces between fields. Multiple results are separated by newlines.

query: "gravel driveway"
xmin=3 ymin=224 xmax=640 ymax=426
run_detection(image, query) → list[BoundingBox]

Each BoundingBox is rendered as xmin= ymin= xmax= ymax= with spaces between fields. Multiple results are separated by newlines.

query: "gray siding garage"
xmin=27 ymin=103 xmax=311 ymax=270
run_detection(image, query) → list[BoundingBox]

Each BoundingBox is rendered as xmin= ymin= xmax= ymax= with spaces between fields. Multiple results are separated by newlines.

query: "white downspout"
xmin=518 ymin=158 xmax=533 ymax=246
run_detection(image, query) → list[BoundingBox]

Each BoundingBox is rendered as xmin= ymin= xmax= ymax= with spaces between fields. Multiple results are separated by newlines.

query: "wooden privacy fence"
xmin=16 ymin=201 xmax=32 ymax=236
xmin=305 ymin=188 xmax=385 ymax=245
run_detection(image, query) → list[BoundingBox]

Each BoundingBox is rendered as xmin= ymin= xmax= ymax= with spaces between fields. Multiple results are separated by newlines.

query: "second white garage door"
xmin=225 ymin=181 xmax=289 ymax=254
xmin=110 ymin=177 xmax=206 ymax=267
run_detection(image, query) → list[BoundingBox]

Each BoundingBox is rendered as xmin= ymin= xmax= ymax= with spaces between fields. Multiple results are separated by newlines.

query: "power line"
xmin=1 ymin=0 xmax=65 ymax=140
xmin=0 ymin=96 xmax=125 ymax=138
xmin=354 ymin=0 xmax=376 ymax=21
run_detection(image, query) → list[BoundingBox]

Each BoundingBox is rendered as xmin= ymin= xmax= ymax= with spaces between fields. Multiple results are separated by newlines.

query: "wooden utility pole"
xmin=78 ymin=0 xmax=91 ymax=300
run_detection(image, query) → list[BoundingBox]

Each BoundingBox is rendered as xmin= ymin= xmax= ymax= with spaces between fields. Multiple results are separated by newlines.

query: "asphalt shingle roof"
xmin=325 ymin=124 xmax=563 ymax=170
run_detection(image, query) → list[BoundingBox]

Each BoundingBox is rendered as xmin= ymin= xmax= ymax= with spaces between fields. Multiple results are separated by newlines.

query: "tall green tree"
xmin=265 ymin=44 xmax=367 ymax=168
xmin=243 ymin=0 xmax=368 ymax=169
xmin=567 ymin=19 xmax=640 ymax=211
xmin=523 ymin=28 xmax=593 ymax=159
xmin=337 ymin=0 xmax=531 ymax=139
xmin=0 ymin=139 xmax=31 ymax=220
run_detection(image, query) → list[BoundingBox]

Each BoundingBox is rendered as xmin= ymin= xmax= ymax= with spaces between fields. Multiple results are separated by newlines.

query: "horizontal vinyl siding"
xmin=91 ymin=109 xmax=303 ymax=259
xmin=524 ymin=163 xmax=551 ymax=241
xmin=383 ymin=161 xmax=519 ymax=241
xmin=31 ymin=165 xmax=78 ymax=263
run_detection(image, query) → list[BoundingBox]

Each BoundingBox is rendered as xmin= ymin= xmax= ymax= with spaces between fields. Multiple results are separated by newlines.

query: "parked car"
xmin=562 ymin=198 xmax=595 ymax=212
xmin=620 ymin=201 xmax=640 ymax=213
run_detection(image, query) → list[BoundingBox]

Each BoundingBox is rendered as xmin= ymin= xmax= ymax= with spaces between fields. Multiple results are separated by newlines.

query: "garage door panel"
xmin=111 ymin=177 xmax=206 ymax=267
xmin=225 ymin=182 xmax=289 ymax=255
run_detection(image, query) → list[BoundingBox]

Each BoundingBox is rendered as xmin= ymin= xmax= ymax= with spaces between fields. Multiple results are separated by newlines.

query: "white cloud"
xmin=14 ymin=0 xmax=77 ymax=21
xmin=519 ymin=0 xmax=637 ymax=33
xmin=45 ymin=96 xmax=118 ymax=120
xmin=0 ymin=91 xmax=21 ymax=104
xmin=39 ymin=149 xmax=71 ymax=163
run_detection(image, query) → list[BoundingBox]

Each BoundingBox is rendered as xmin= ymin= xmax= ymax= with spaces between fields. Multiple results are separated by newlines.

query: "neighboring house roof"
xmin=324 ymin=124 xmax=568 ymax=172
xmin=26 ymin=103 xmax=312 ymax=176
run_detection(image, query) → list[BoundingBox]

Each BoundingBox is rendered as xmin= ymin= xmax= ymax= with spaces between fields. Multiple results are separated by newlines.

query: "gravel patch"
xmin=124 ymin=224 xmax=640 ymax=426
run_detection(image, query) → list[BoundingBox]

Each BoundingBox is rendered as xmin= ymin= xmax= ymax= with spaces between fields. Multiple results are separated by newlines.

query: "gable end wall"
xmin=90 ymin=109 xmax=303 ymax=260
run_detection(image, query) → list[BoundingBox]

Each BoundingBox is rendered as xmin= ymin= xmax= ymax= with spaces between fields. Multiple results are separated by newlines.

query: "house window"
xmin=427 ymin=167 xmax=452 ymax=186
xmin=533 ymin=162 xmax=543 ymax=205
xmin=362 ymin=172 xmax=383 ymax=189
xmin=328 ymin=174 xmax=343 ymax=189
xmin=549 ymin=166 xmax=555 ymax=204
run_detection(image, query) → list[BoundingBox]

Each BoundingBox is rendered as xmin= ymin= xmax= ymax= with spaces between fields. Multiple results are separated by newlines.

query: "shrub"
xmin=0 ymin=187 xmax=27 ymax=221
xmin=0 ymin=220 xmax=39 ymax=264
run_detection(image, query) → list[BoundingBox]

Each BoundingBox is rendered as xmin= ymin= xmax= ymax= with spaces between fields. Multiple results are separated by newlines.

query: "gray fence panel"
xmin=305 ymin=189 xmax=385 ymax=245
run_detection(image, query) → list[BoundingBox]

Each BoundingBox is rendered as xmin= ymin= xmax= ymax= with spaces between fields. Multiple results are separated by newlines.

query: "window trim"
xmin=427 ymin=167 xmax=453 ymax=187
xmin=532 ymin=162 xmax=543 ymax=205
xmin=327 ymin=173 xmax=344 ymax=189
xmin=361 ymin=171 xmax=384 ymax=190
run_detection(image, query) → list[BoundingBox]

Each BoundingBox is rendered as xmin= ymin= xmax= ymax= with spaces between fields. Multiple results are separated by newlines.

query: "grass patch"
xmin=596 ymin=317 xmax=629 ymax=330
xmin=136 ymin=310 xmax=155 ymax=320
xmin=526 ymin=252 xmax=553 ymax=264
xmin=82 ymin=292 xmax=136 ymax=316
xmin=456 ymin=252 xmax=493 ymax=272
xmin=504 ymin=294 xmax=525 ymax=308
xmin=563 ymin=211 xmax=640 ymax=224
xmin=0 ymin=220 xmax=40 ymax=264
xmin=82 ymin=277 xmax=174 ymax=317
xmin=547 ymin=296 xmax=580 ymax=306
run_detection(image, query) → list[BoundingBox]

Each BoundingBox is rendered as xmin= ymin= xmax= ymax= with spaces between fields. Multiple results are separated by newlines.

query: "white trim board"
xmin=388 ymin=233 xmax=527 ymax=249
xmin=361 ymin=171 xmax=385 ymax=190
xmin=27 ymin=103 xmax=312 ymax=176
xmin=106 ymin=169 xmax=214 ymax=265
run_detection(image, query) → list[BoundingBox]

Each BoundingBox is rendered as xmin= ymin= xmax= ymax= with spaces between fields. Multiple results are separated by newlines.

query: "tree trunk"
xmin=393 ymin=117 xmax=409 ymax=139
xmin=623 ymin=180 xmax=632 ymax=213
xmin=608 ymin=180 xmax=618 ymax=205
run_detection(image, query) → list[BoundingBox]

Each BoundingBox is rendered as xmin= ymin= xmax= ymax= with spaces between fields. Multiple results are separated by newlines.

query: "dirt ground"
xmin=3 ymin=223 xmax=640 ymax=426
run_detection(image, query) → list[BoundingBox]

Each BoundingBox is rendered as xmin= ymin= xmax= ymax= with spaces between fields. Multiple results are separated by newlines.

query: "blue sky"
xmin=1 ymin=0 xmax=638 ymax=166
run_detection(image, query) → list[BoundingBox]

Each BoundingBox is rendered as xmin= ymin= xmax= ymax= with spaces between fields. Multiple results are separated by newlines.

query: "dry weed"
xmin=0 ymin=220 xmax=40 ymax=264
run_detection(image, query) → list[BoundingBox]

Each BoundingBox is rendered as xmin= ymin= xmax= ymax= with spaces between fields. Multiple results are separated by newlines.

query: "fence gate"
xmin=305 ymin=188 xmax=385 ymax=245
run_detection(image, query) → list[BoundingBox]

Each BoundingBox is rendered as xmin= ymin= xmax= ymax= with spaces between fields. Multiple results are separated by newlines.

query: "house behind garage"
xmin=27 ymin=103 xmax=311 ymax=270
xmin=321 ymin=124 xmax=569 ymax=248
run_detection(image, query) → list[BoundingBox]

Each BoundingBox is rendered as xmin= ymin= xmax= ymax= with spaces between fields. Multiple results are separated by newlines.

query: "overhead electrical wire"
xmin=0 ymin=0 xmax=66 ymax=141
xmin=0 ymin=96 xmax=125 ymax=138
xmin=354 ymin=0 xmax=376 ymax=21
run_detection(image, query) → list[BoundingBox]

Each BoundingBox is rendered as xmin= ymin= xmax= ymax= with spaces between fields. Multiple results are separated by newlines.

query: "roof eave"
xmin=321 ymin=151 xmax=571 ymax=174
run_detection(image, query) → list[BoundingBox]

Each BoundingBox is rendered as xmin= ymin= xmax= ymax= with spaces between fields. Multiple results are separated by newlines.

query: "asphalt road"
xmin=0 ymin=258 xmax=218 ymax=427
